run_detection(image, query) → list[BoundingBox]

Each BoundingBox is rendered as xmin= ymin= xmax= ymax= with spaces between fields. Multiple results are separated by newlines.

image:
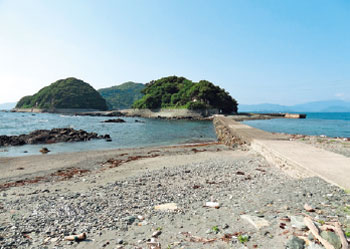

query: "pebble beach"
xmin=1 ymin=139 xmax=350 ymax=249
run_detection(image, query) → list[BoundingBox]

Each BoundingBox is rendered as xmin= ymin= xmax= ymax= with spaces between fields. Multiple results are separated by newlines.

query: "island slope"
xmin=98 ymin=82 xmax=145 ymax=110
xmin=132 ymin=76 xmax=238 ymax=114
xmin=16 ymin=77 xmax=108 ymax=111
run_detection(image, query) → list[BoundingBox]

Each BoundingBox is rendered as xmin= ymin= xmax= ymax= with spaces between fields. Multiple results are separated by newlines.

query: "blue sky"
xmin=0 ymin=0 xmax=349 ymax=105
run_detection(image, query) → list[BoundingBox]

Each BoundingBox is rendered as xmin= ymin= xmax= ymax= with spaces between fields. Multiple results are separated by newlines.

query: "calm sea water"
xmin=243 ymin=112 xmax=350 ymax=138
xmin=0 ymin=112 xmax=217 ymax=157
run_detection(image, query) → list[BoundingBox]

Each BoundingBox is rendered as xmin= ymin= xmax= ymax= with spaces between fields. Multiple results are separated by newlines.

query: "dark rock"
xmin=0 ymin=128 xmax=110 ymax=147
xmin=40 ymin=147 xmax=50 ymax=154
xmin=102 ymin=118 xmax=126 ymax=123
xmin=124 ymin=216 xmax=136 ymax=225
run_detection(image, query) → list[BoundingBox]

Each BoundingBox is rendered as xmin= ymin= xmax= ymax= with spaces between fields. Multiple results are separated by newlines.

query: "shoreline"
xmin=0 ymin=141 xmax=224 ymax=185
xmin=10 ymin=108 xmax=306 ymax=121
xmin=1 ymin=136 xmax=350 ymax=248
xmin=1 ymin=117 xmax=350 ymax=248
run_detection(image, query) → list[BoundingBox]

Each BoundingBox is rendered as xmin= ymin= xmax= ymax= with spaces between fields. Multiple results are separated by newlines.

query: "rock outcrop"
xmin=102 ymin=118 xmax=126 ymax=123
xmin=0 ymin=128 xmax=110 ymax=147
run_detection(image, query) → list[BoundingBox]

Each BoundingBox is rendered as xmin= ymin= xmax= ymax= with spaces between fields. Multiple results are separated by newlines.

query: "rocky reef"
xmin=0 ymin=128 xmax=110 ymax=147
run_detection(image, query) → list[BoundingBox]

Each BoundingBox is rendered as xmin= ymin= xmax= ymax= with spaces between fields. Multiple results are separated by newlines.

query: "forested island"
xmin=98 ymin=82 xmax=145 ymax=109
xmin=15 ymin=78 xmax=108 ymax=111
xmin=14 ymin=76 xmax=237 ymax=115
xmin=133 ymin=76 xmax=238 ymax=114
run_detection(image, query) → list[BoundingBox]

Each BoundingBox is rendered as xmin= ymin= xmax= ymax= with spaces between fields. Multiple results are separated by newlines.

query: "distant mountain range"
xmin=239 ymin=100 xmax=350 ymax=113
xmin=0 ymin=102 xmax=16 ymax=110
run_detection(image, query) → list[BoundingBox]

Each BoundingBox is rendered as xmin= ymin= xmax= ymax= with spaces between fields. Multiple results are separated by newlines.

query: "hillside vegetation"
xmin=16 ymin=78 xmax=108 ymax=110
xmin=98 ymin=82 xmax=144 ymax=110
xmin=132 ymin=76 xmax=237 ymax=114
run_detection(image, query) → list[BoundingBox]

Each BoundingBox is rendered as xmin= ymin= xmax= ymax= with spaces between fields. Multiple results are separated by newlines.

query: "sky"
xmin=0 ymin=0 xmax=349 ymax=105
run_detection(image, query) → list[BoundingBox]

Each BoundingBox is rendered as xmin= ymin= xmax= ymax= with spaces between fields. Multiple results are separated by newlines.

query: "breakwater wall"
xmin=213 ymin=115 xmax=285 ymax=147
xmin=213 ymin=116 xmax=249 ymax=147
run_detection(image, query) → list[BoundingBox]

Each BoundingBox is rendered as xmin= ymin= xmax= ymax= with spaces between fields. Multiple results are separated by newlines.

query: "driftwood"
xmin=180 ymin=232 xmax=217 ymax=243
xmin=304 ymin=217 xmax=335 ymax=249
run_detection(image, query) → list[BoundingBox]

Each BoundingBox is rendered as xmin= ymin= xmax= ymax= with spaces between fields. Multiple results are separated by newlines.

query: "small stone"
xmin=240 ymin=215 xmax=269 ymax=230
xmin=50 ymin=238 xmax=58 ymax=242
xmin=290 ymin=216 xmax=307 ymax=230
xmin=286 ymin=236 xmax=305 ymax=249
xmin=138 ymin=221 xmax=148 ymax=226
xmin=40 ymin=147 xmax=50 ymax=154
xmin=320 ymin=231 xmax=341 ymax=249
xmin=152 ymin=231 xmax=162 ymax=238
xmin=281 ymin=216 xmax=291 ymax=222
xmin=304 ymin=203 xmax=315 ymax=212
xmin=154 ymin=203 xmax=178 ymax=211
xmin=124 ymin=216 xmax=136 ymax=225
xmin=205 ymin=202 xmax=220 ymax=208
xmin=117 ymin=239 xmax=123 ymax=244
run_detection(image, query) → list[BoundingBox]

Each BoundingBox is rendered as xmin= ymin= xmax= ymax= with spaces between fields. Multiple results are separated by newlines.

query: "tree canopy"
xmin=132 ymin=76 xmax=238 ymax=114
xmin=16 ymin=77 xmax=108 ymax=110
xmin=98 ymin=82 xmax=145 ymax=110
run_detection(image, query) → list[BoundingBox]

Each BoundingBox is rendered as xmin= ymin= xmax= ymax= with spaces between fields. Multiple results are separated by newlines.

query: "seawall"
xmin=213 ymin=115 xmax=289 ymax=147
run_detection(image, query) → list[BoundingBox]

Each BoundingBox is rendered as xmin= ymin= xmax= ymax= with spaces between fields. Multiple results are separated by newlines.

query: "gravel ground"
xmin=288 ymin=134 xmax=350 ymax=158
xmin=1 ymin=144 xmax=350 ymax=249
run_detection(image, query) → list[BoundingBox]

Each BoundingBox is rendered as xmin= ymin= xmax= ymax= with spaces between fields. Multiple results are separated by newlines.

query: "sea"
xmin=0 ymin=111 xmax=217 ymax=157
xmin=243 ymin=112 xmax=350 ymax=138
xmin=1 ymin=111 xmax=350 ymax=157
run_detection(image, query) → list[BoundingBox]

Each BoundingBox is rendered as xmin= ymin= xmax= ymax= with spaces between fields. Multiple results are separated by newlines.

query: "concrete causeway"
xmin=214 ymin=116 xmax=350 ymax=189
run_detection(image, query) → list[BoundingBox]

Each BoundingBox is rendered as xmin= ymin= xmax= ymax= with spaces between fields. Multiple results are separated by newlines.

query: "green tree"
xmin=16 ymin=77 xmax=108 ymax=110
xmin=132 ymin=76 xmax=238 ymax=114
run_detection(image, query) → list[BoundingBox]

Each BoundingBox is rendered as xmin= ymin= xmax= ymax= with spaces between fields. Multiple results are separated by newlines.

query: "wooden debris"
xmin=180 ymin=232 xmax=217 ymax=244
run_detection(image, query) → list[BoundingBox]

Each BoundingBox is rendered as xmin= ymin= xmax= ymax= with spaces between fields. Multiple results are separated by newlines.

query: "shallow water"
xmin=243 ymin=112 xmax=350 ymax=138
xmin=0 ymin=112 xmax=217 ymax=157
